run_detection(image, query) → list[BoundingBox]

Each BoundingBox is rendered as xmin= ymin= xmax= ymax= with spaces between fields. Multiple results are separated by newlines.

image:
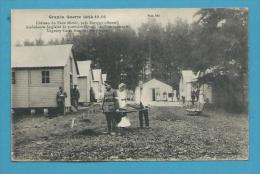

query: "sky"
xmin=11 ymin=8 xmax=200 ymax=45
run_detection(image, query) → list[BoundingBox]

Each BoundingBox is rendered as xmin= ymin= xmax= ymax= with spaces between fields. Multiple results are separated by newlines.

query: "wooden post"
xmin=71 ymin=118 xmax=75 ymax=128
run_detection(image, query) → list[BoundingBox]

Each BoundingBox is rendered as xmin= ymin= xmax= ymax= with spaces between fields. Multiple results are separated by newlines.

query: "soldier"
xmin=90 ymin=87 xmax=96 ymax=103
xmin=138 ymin=101 xmax=149 ymax=128
xmin=56 ymin=86 xmax=67 ymax=115
xmin=191 ymin=89 xmax=196 ymax=105
xmin=71 ymin=84 xmax=80 ymax=110
xmin=101 ymin=81 xmax=119 ymax=135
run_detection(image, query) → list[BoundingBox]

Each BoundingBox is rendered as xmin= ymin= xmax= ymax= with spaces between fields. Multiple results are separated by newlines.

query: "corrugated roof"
xmin=77 ymin=61 xmax=92 ymax=77
xmin=181 ymin=70 xmax=196 ymax=83
xmin=92 ymin=69 xmax=102 ymax=82
xmin=12 ymin=44 xmax=73 ymax=68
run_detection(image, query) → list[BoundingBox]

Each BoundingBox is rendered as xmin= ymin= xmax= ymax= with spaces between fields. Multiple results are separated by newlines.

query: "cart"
xmin=185 ymin=102 xmax=205 ymax=116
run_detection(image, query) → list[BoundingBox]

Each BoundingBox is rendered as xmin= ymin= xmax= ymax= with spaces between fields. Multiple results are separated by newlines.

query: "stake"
xmin=71 ymin=118 xmax=75 ymax=128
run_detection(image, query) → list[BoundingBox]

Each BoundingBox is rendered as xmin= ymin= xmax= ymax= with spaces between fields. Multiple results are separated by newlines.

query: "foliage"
xmin=194 ymin=9 xmax=248 ymax=111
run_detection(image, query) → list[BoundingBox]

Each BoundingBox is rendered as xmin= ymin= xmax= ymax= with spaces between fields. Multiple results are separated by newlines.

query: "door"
xmin=70 ymin=74 xmax=73 ymax=89
xmin=152 ymin=88 xmax=156 ymax=101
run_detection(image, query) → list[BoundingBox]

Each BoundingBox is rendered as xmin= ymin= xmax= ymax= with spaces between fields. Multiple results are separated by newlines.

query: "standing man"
xmin=195 ymin=87 xmax=200 ymax=102
xmin=90 ymin=87 xmax=96 ymax=103
xmin=182 ymin=96 xmax=185 ymax=104
xmin=191 ymin=89 xmax=196 ymax=105
xmin=101 ymin=81 xmax=119 ymax=135
xmin=135 ymin=82 xmax=150 ymax=128
xmin=139 ymin=102 xmax=149 ymax=128
xmin=56 ymin=86 xmax=67 ymax=115
xmin=71 ymin=84 xmax=80 ymax=110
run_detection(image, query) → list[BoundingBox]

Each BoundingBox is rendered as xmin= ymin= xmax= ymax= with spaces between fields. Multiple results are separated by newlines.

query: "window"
xmin=42 ymin=71 xmax=50 ymax=83
xmin=12 ymin=71 xmax=15 ymax=84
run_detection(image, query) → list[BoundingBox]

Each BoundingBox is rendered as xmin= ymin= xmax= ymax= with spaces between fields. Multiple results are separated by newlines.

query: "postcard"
xmin=11 ymin=8 xmax=248 ymax=161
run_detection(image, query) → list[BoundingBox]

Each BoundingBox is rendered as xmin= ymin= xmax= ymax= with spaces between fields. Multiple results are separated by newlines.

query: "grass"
xmin=12 ymin=106 xmax=248 ymax=161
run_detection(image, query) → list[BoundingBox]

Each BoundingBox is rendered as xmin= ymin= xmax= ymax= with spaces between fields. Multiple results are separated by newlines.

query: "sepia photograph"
xmin=11 ymin=8 xmax=248 ymax=161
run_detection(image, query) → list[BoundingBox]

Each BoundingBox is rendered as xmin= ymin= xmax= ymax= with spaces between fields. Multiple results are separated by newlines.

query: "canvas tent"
xmin=197 ymin=71 xmax=213 ymax=103
xmin=101 ymin=73 xmax=107 ymax=99
xmin=102 ymin=74 xmax=107 ymax=83
xmin=135 ymin=78 xmax=173 ymax=106
xmin=77 ymin=61 xmax=93 ymax=103
xmin=11 ymin=44 xmax=79 ymax=110
xmin=179 ymin=70 xmax=196 ymax=101
xmin=179 ymin=70 xmax=213 ymax=103
xmin=92 ymin=69 xmax=103 ymax=101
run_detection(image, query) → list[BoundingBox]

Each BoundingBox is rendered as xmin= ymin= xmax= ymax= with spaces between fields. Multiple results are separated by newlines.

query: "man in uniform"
xmin=56 ymin=86 xmax=67 ymax=115
xmin=135 ymin=82 xmax=150 ymax=128
xmin=138 ymin=101 xmax=150 ymax=128
xmin=101 ymin=81 xmax=119 ymax=135
xmin=71 ymin=84 xmax=80 ymax=110
xmin=90 ymin=87 xmax=96 ymax=103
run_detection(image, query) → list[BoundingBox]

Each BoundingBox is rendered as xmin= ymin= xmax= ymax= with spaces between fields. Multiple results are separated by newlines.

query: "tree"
xmin=194 ymin=8 xmax=248 ymax=112
xmin=162 ymin=18 xmax=193 ymax=89
xmin=47 ymin=38 xmax=61 ymax=45
xmin=15 ymin=41 xmax=22 ymax=47
xmin=68 ymin=27 xmax=145 ymax=89
xmin=23 ymin=39 xmax=34 ymax=46
xmin=35 ymin=37 xmax=44 ymax=46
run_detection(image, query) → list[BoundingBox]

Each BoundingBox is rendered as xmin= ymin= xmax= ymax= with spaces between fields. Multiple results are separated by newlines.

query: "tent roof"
xmin=12 ymin=44 xmax=74 ymax=68
xmin=143 ymin=78 xmax=172 ymax=89
xmin=77 ymin=61 xmax=92 ymax=77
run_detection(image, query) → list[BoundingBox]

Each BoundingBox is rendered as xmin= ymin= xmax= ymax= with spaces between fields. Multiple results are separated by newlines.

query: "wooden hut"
xmin=77 ymin=61 xmax=93 ymax=103
xmin=11 ymin=44 xmax=79 ymax=112
xmin=92 ymin=69 xmax=103 ymax=102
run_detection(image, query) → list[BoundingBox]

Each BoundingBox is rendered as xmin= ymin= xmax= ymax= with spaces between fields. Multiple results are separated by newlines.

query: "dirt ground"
xmin=12 ymin=106 xmax=248 ymax=161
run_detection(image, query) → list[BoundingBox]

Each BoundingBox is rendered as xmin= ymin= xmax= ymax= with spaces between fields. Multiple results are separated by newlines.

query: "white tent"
xmin=92 ymin=69 xmax=103 ymax=101
xmin=198 ymin=71 xmax=213 ymax=103
xmin=135 ymin=78 xmax=173 ymax=106
xmin=77 ymin=61 xmax=93 ymax=103
xmin=101 ymin=73 xmax=107 ymax=99
xmin=179 ymin=70 xmax=213 ymax=103
xmin=179 ymin=70 xmax=196 ymax=101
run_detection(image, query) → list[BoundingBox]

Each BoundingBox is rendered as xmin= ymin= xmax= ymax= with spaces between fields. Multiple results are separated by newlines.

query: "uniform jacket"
xmin=71 ymin=88 xmax=80 ymax=99
xmin=56 ymin=91 xmax=67 ymax=103
xmin=102 ymin=89 xmax=119 ymax=113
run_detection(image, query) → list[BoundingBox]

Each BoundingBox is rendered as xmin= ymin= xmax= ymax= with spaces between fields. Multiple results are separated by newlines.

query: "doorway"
xmin=70 ymin=74 xmax=73 ymax=89
xmin=152 ymin=88 xmax=156 ymax=101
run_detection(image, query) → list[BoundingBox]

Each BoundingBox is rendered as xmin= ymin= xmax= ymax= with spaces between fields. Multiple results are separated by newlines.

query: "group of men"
xmin=56 ymin=85 xmax=80 ymax=115
xmin=102 ymin=80 xmax=149 ymax=135
xmin=191 ymin=88 xmax=200 ymax=105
